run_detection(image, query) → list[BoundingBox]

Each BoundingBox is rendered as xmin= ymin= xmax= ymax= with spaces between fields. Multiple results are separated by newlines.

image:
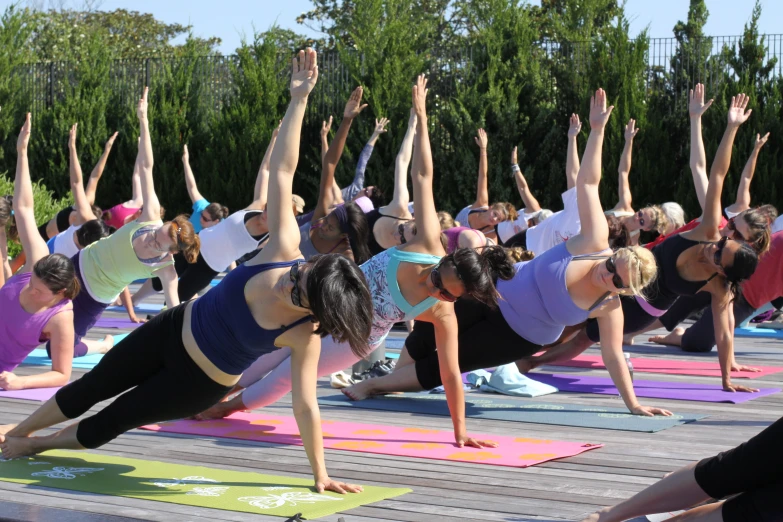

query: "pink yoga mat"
xmin=143 ymin=412 xmax=602 ymax=468
xmin=528 ymin=373 xmax=780 ymax=403
xmin=0 ymin=387 xmax=59 ymax=401
xmin=556 ymin=355 xmax=783 ymax=379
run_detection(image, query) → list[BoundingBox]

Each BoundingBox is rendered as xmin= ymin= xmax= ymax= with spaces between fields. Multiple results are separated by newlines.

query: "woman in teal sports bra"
xmin=193 ymin=74 xmax=515 ymax=450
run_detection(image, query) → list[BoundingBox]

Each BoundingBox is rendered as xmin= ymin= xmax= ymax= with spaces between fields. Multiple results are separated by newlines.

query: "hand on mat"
xmin=630 ymin=404 xmax=672 ymax=417
xmin=730 ymin=362 xmax=761 ymax=373
xmin=515 ymin=357 xmax=536 ymax=374
xmin=0 ymin=372 xmax=22 ymax=391
xmin=457 ymin=436 xmax=498 ymax=449
xmin=128 ymin=314 xmax=146 ymax=324
xmin=723 ymin=381 xmax=759 ymax=393
xmin=316 ymin=477 xmax=363 ymax=494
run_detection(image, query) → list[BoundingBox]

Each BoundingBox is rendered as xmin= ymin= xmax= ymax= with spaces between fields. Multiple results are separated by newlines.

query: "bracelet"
xmin=511 ymin=164 xmax=521 ymax=173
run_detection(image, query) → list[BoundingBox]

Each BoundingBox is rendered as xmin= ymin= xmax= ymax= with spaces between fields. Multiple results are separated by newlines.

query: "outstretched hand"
xmin=343 ymin=86 xmax=368 ymax=119
xmin=624 ymin=119 xmax=639 ymax=141
xmin=136 ymin=86 xmax=149 ymax=121
xmin=105 ymin=131 xmax=119 ymax=151
xmin=688 ymin=83 xmax=713 ymax=118
xmin=727 ymin=93 xmax=752 ymax=127
xmin=68 ymin=123 xmax=78 ymax=150
xmin=320 ymin=115 xmax=333 ymax=138
xmin=290 ymin=48 xmax=319 ymax=99
xmin=755 ymin=132 xmax=770 ymax=149
xmin=474 ymin=128 xmax=488 ymax=149
xmin=568 ymin=113 xmax=581 ymax=137
xmin=412 ymin=74 xmax=428 ymax=117
xmin=373 ymin=117 xmax=389 ymax=135
xmin=588 ymin=88 xmax=614 ymax=130
xmin=182 ymin=144 xmax=189 ymax=163
xmin=511 ymin=146 xmax=518 ymax=165
xmin=17 ymin=113 xmax=31 ymax=151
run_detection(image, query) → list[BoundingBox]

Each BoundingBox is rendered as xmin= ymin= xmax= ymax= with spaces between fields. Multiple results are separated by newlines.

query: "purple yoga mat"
xmin=94 ymin=317 xmax=143 ymax=329
xmin=528 ymin=373 xmax=780 ymax=404
xmin=0 ymin=387 xmax=60 ymax=402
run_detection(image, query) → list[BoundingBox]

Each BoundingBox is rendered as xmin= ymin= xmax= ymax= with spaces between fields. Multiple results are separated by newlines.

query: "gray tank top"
xmin=298 ymin=222 xmax=321 ymax=260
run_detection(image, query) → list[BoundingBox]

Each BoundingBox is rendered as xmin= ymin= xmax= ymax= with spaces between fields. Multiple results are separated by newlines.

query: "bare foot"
xmin=101 ymin=334 xmax=114 ymax=353
xmin=0 ymin=424 xmax=18 ymax=436
xmin=0 ymin=436 xmax=38 ymax=459
xmin=622 ymin=333 xmax=636 ymax=345
xmin=649 ymin=327 xmax=685 ymax=347
xmin=193 ymin=402 xmax=241 ymax=421
xmin=342 ymin=380 xmax=375 ymax=401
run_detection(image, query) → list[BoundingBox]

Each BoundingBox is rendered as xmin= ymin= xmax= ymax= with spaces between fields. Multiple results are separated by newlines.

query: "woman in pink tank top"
xmin=442 ymin=226 xmax=491 ymax=254
xmin=101 ymin=146 xmax=144 ymax=230
xmin=0 ymin=114 xmax=80 ymax=391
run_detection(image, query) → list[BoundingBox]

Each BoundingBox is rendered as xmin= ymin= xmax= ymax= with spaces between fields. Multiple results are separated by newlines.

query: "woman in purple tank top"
xmin=0 ymin=114 xmax=80 ymax=392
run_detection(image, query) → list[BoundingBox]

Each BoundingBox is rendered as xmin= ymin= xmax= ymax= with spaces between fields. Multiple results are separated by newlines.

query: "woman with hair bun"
xmin=0 ymin=113 xmax=80 ymax=391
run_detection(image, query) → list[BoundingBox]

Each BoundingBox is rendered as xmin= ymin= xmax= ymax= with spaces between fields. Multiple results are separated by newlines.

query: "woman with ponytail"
xmin=194 ymin=75 xmax=514 ymax=450
xmin=0 ymin=114 xmax=79 ymax=391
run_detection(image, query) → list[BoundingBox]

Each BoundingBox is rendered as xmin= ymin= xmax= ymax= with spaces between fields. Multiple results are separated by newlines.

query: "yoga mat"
xmin=106 ymin=302 xmax=165 ymax=313
xmin=0 ymin=450 xmax=408 ymax=519
xmin=143 ymin=412 xmax=602 ymax=468
xmin=528 ymin=373 xmax=781 ymax=403
xmin=555 ymin=354 xmax=783 ymax=379
xmin=318 ymin=393 xmax=706 ymax=433
xmin=735 ymin=326 xmax=783 ymax=340
xmin=22 ymin=349 xmax=104 ymax=370
xmin=384 ymin=337 xmax=406 ymax=349
xmin=94 ymin=317 xmax=144 ymax=329
xmin=0 ymin=387 xmax=59 ymax=402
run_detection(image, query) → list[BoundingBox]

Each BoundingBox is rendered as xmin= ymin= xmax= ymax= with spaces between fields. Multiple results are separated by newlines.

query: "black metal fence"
xmin=17 ymin=35 xmax=783 ymax=116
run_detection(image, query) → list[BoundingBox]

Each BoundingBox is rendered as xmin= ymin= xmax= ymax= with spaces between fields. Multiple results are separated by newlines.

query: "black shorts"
xmin=405 ymin=297 xmax=541 ymax=390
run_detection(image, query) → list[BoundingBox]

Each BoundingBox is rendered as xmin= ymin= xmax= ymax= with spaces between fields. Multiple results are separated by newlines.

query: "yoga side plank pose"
xmin=0 ymin=50 xmax=375 ymax=496
xmin=182 ymin=144 xmax=230 ymax=234
xmin=196 ymin=74 xmax=515 ymax=449
xmin=525 ymin=93 xmax=761 ymax=393
xmin=346 ymin=89 xmax=667 ymax=417
xmin=0 ymin=113 xmax=79 ymax=391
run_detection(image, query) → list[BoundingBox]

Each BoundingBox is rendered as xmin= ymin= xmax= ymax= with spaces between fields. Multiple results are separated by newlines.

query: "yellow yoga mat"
xmin=0 ymin=450 xmax=410 ymax=519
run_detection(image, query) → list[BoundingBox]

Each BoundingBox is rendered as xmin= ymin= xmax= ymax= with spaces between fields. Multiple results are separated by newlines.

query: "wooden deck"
xmin=2 ymin=288 xmax=782 ymax=522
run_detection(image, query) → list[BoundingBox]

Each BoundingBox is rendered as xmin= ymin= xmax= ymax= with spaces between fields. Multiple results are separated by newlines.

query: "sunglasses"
xmin=714 ymin=236 xmax=729 ymax=269
xmin=398 ymin=223 xmax=407 ymax=244
xmin=637 ymin=210 xmax=645 ymax=228
xmin=605 ymin=256 xmax=628 ymax=290
xmin=290 ymin=262 xmax=306 ymax=308
xmin=727 ymin=217 xmax=745 ymax=242
xmin=430 ymin=262 xmax=459 ymax=302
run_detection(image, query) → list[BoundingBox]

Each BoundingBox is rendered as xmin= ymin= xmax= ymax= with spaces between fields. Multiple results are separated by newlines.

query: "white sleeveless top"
xmin=199 ymin=210 xmax=263 ymax=272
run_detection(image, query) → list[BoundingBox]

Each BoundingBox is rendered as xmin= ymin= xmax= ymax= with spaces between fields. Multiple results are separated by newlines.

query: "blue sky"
xmin=4 ymin=0 xmax=780 ymax=55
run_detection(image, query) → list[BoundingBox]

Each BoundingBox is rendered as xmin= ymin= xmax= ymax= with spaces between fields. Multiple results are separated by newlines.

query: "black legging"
xmin=695 ymin=416 xmax=783 ymax=521
xmin=404 ymin=297 xmax=540 ymax=390
xmin=151 ymin=252 xmax=218 ymax=303
xmin=55 ymin=303 xmax=232 ymax=449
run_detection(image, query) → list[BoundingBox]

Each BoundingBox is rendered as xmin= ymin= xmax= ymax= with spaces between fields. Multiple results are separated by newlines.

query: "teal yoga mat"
xmin=21 ymin=334 xmax=125 ymax=369
xmin=318 ymin=393 xmax=706 ymax=433
xmin=107 ymin=303 xmax=165 ymax=313
xmin=735 ymin=327 xmax=783 ymax=340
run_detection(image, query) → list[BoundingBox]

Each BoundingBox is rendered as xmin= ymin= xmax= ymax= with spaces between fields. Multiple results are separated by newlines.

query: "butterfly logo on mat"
xmin=238 ymin=492 xmax=344 ymax=509
xmin=152 ymin=476 xmax=219 ymax=488
xmin=30 ymin=467 xmax=104 ymax=480
xmin=187 ymin=486 xmax=230 ymax=497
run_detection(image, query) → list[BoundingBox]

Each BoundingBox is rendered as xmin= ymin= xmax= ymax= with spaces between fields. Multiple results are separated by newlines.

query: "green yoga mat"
xmin=0 ymin=450 xmax=410 ymax=519
xmin=319 ymin=393 xmax=706 ymax=433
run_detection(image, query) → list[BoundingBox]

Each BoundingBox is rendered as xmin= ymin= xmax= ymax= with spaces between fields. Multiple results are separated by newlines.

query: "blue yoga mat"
xmin=735 ymin=327 xmax=783 ymax=340
xmin=318 ymin=393 xmax=706 ymax=433
xmin=106 ymin=303 xmax=165 ymax=314
xmin=132 ymin=278 xmax=222 ymax=287
xmin=384 ymin=337 xmax=406 ymax=349
xmin=21 ymin=334 xmax=127 ymax=369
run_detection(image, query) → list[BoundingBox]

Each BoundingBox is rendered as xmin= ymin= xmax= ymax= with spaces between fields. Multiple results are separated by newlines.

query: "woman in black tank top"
xmin=529 ymin=90 xmax=761 ymax=393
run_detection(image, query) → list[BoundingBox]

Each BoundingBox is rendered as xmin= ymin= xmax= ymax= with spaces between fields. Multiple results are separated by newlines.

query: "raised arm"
xmin=84 ymin=131 xmax=118 ymax=206
xmin=14 ymin=114 xmax=50 ymax=272
xmin=313 ymin=87 xmax=367 ymax=221
xmin=472 ymin=128 xmax=489 ymax=208
xmin=341 ymin=117 xmax=387 ymax=202
xmin=136 ymin=88 xmax=161 ymax=223
xmin=409 ymin=74 xmax=441 ymax=249
xmin=727 ymin=132 xmax=769 ymax=215
xmin=182 ymin=145 xmax=204 ymax=205
xmin=566 ymin=113 xmax=581 ymax=190
xmin=262 ymin=49 xmax=318 ymax=261
xmin=613 ymin=119 xmax=638 ymax=212
xmin=568 ymin=89 xmax=614 ymax=254
xmin=319 ymin=116 xmax=332 ymax=163
xmin=693 ymin=94 xmax=752 ymax=236
xmin=688 ymin=84 xmax=713 ymax=213
xmin=68 ymin=124 xmax=95 ymax=225
xmin=385 ymin=109 xmax=417 ymax=213
xmin=247 ymin=123 xmax=280 ymax=211
xmin=511 ymin=146 xmax=541 ymax=213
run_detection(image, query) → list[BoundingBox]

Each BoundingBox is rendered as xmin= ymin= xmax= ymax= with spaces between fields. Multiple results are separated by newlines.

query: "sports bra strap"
xmin=386 ymin=248 xmax=441 ymax=318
